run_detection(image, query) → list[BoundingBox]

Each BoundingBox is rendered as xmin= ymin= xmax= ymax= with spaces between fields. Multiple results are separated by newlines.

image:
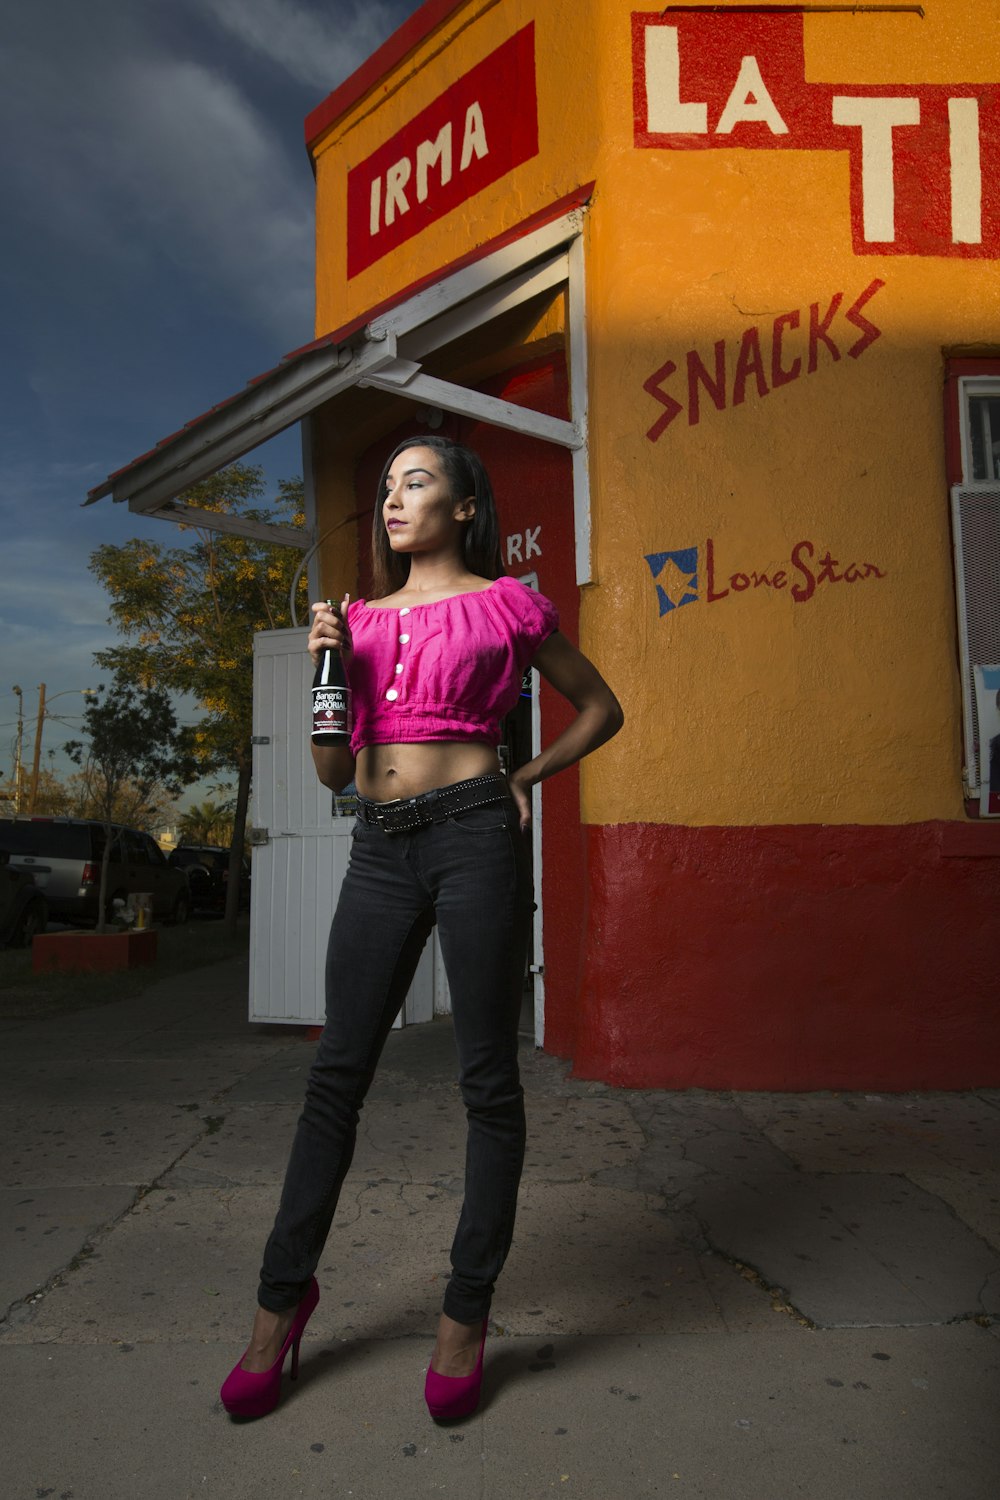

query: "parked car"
xmin=167 ymin=845 xmax=250 ymax=916
xmin=0 ymin=817 xmax=191 ymax=926
xmin=0 ymin=846 xmax=48 ymax=948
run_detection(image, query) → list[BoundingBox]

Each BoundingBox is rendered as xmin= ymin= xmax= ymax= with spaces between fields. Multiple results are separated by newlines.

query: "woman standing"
xmin=221 ymin=435 xmax=623 ymax=1421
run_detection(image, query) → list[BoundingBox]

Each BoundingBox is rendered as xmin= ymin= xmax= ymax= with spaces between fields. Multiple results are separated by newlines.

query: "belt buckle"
xmin=374 ymin=798 xmax=401 ymax=831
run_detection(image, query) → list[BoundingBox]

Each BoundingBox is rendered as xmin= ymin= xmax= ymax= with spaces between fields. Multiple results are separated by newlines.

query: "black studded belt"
xmin=355 ymin=773 xmax=510 ymax=833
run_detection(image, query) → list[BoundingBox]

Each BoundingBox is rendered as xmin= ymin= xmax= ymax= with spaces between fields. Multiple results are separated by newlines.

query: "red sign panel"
xmin=632 ymin=11 xmax=1000 ymax=259
xmin=347 ymin=25 xmax=539 ymax=279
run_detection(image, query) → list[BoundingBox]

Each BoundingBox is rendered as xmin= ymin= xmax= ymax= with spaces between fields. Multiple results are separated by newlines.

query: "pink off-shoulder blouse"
xmin=343 ymin=576 xmax=559 ymax=757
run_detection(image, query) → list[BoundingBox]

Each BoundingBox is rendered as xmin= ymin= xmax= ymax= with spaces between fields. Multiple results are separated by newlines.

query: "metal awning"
xmin=86 ymin=188 xmax=593 ymax=580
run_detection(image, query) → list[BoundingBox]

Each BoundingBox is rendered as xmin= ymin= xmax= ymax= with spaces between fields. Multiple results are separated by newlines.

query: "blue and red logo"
xmin=646 ymin=539 xmax=886 ymax=617
xmin=645 ymin=548 xmax=699 ymax=614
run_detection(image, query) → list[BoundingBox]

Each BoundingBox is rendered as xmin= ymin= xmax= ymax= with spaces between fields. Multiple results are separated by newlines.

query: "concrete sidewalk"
xmin=1 ymin=954 xmax=998 ymax=1500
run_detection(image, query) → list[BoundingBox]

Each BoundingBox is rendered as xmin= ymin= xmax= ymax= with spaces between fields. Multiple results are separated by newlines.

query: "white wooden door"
xmin=249 ymin=627 xmax=439 ymax=1026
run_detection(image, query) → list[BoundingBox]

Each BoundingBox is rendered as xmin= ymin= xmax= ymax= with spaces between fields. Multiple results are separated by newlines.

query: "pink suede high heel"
xmin=220 ymin=1277 xmax=320 ymax=1419
xmin=424 ymin=1319 xmax=488 ymax=1421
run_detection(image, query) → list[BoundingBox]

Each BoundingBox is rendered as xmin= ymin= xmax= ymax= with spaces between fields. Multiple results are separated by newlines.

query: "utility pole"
xmin=12 ymin=685 xmax=24 ymax=812
xmin=28 ymin=683 xmax=46 ymax=814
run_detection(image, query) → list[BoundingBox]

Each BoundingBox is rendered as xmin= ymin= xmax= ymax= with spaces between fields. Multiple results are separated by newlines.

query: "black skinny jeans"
xmin=258 ymin=792 xmax=533 ymax=1324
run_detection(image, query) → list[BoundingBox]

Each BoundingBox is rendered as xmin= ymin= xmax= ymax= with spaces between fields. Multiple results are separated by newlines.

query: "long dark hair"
xmin=369 ymin=435 xmax=504 ymax=598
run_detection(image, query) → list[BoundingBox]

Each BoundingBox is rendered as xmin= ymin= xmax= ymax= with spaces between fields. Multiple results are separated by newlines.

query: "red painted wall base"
xmin=33 ymin=929 xmax=159 ymax=974
xmin=548 ymin=821 xmax=1000 ymax=1091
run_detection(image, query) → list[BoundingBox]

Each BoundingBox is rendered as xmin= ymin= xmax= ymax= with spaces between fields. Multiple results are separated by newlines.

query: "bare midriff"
xmin=355 ymin=741 xmax=503 ymax=803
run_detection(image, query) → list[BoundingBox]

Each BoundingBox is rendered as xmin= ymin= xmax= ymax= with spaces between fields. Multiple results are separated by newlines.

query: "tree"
xmin=28 ymin=766 xmax=74 ymax=817
xmin=65 ymin=677 xmax=197 ymax=931
xmin=177 ymin=797 xmax=236 ymax=847
xmin=89 ymin=464 xmax=309 ymax=931
xmin=64 ymin=769 xmax=179 ymax=830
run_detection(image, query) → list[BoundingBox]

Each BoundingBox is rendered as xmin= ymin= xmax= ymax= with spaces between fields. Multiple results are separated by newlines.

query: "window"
xmin=144 ymin=837 xmax=166 ymax=867
xmin=962 ymin=382 xmax=1000 ymax=483
xmin=946 ymin=359 xmax=1000 ymax=812
xmin=125 ymin=830 xmax=151 ymax=864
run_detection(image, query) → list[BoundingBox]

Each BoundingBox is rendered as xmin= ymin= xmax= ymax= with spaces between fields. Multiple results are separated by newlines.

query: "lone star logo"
xmin=645 ymin=548 xmax=699 ymax=615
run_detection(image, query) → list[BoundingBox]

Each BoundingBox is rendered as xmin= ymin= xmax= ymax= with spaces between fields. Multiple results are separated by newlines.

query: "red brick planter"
xmin=32 ymin=929 xmax=158 ymax=974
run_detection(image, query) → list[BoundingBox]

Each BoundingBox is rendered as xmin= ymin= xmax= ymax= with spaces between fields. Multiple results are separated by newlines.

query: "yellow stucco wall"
xmin=311 ymin=0 xmax=603 ymax=333
xmin=309 ymin=0 xmax=999 ymax=827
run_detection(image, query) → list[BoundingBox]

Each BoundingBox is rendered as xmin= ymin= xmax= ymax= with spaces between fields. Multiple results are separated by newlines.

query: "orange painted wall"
xmin=303 ymin=1 xmax=1000 ymax=1086
xmin=309 ymin=0 xmax=999 ymax=831
xmin=310 ymin=1 xmax=602 ymax=334
xmin=587 ymin=1 xmax=999 ymax=828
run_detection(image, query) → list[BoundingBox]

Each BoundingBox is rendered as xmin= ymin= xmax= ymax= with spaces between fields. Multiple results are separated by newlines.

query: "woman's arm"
xmin=308 ymin=597 xmax=356 ymax=794
xmin=311 ymin=742 xmax=356 ymax=793
xmin=507 ymin=630 xmax=624 ymax=828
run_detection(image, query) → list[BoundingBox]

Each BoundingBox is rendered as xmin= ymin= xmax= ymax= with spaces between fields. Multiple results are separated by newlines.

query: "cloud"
xmin=199 ymin=0 xmax=412 ymax=92
xmin=0 ymin=0 xmax=419 ymax=794
xmin=0 ymin=7 xmax=315 ymax=342
xmin=113 ymin=56 xmax=315 ymax=334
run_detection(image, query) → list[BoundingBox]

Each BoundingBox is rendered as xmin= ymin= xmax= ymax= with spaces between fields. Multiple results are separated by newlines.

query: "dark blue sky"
xmin=0 ymin=0 xmax=418 ymax=793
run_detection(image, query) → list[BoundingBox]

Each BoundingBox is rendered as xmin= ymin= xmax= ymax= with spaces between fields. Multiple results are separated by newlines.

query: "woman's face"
xmin=382 ymin=446 xmax=474 ymax=558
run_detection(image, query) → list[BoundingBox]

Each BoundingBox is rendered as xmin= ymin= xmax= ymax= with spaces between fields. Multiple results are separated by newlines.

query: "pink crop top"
xmin=344 ymin=576 xmax=559 ymax=757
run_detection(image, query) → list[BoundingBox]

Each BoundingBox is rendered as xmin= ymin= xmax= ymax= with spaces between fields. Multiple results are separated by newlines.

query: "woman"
xmin=221 ymin=435 xmax=623 ymax=1421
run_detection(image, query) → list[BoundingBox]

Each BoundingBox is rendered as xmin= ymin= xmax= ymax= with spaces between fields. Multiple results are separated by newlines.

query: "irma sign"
xmin=633 ymin=11 xmax=998 ymax=257
xmin=347 ymin=26 xmax=539 ymax=278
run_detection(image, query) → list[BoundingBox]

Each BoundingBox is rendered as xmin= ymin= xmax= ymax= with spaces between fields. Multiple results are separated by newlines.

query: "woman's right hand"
xmin=308 ymin=596 xmax=352 ymax=666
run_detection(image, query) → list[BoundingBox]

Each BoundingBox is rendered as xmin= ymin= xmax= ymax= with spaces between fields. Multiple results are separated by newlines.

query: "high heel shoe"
xmin=220 ymin=1277 xmax=320 ymax=1419
xmin=424 ymin=1319 xmax=488 ymax=1421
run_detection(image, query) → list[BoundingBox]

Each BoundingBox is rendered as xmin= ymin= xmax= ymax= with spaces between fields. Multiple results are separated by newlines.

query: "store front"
xmin=90 ymin=0 xmax=1000 ymax=1088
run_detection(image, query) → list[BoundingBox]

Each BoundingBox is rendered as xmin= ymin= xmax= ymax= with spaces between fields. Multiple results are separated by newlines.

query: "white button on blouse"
xmin=395 ymin=663 xmax=404 ymax=674
xmin=385 ymin=688 xmax=399 ymax=702
xmin=399 ymin=633 xmax=410 ymax=644
xmin=399 ymin=607 xmax=411 ymax=616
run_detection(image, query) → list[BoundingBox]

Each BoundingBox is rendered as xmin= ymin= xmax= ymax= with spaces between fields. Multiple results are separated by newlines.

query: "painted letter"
xmin=644 ymin=25 xmax=708 ymax=133
xmin=416 ymin=123 xmax=453 ymax=203
xmin=831 ymin=96 xmax=920 ymax=242
xmin=771 ymin=310 xmax=801 ymax=388
xmin=808 ymin=294 xmax=843 ymax=373
xmin=790 ymin=540 xmax=816 ymax=603
xmin=460 ymin=101 xmax=488 ymax=171
xmin=384 ymin=157 xmax=412 ymax=226
xmin=369 ymin=176 xmax=381 ymax=237
xmin=644 ymin=359 xmax=683 ymax=442
xmin=772 ymin=570 xmax=787 ymax=590
xmin=948 ymin=98 xmax=982 ymax=245
xmin=845 ymin=278 xmax=886 ymax=359
xmin=816 ymin=551 xmax=842 ymax=586
xmin=731 ymin=572 xmax=750 ymax=592
xmin=506 ymin=533 xmax=524 ymax=564
xmin=706 ymin=538 xmax=730 ymax=603
xmin=733 ymin=326 xmax=769 ymax=406
xmin=687 ymin=341 xmax=727 ymax=426
xmin=716 ymin=55 xmax=788 ymax=135
xmin=525 ymin=525 xmax=542 ymax=560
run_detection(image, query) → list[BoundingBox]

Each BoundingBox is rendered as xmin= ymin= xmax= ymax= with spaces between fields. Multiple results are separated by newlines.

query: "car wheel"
xmin=171 ymin=891 xmax=191 ymax=926
xmin=12 ymin=897 xmax=48 ymax=948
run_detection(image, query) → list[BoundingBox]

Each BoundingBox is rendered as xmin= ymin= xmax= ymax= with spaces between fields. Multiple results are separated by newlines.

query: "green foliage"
xmin=90 ymin=464 xmax=308 ymax=780
xmin=65 ymin=677 xmax=196 ymax=827
xmin=89 ymin=462 xmax=308 ymax=930
xmin=177 ymin=797 xmax=236 ymax=847
xmin=65 ymin=676 xmax=198 ymax=930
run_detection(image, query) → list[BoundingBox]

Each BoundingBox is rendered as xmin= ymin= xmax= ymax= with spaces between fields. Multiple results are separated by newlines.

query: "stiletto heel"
xmin=220 ymin=1277 xmax=319 ymax=1419
xmin=424 ymin=1319 xmax=488 ymax=1421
